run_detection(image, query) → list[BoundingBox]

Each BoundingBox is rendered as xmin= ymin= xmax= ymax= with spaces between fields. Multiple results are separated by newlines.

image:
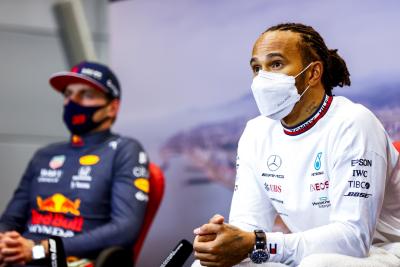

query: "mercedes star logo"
xmin=267 ymin=155 xmax=282 ymax=171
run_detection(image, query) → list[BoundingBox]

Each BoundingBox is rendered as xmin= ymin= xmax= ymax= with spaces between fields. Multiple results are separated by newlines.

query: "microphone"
xmin=160 ymin=239 xmax=193 ymax=267
xmin=48 ymin=236 xmax=67 ymax=267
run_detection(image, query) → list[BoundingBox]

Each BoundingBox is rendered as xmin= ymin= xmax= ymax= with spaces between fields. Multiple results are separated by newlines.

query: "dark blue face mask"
xmin=63 ymin=100 xmax=109 ymax=135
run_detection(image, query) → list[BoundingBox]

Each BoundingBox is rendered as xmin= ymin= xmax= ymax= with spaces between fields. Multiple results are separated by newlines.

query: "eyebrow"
xmin=250 ymin=52 xmax=285 ymax=65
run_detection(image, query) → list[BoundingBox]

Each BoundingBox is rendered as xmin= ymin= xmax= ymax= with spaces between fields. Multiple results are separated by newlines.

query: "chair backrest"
xmin=393 ymin=141 xmax=400 ymax=152
xmin=133 ymin=162 xmax=165 ymax=263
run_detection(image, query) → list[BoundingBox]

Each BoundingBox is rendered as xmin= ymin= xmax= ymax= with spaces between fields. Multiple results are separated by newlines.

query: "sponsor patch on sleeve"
xmin=138 ymin=152 xmax=147 ymax=164
xmin=134 ymin=178 xmax=150 ymax=193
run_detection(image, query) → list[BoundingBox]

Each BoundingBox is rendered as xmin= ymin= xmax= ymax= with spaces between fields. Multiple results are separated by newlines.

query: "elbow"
xmin=342 ymin=223 xmax=371 ymax=258
xmin=356 ymin=232 xmax=370 ymax=258
xmin=113 ymin=220 xmax=141 ymax=248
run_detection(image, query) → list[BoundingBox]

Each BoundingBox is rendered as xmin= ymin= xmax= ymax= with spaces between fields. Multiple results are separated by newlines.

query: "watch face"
xmin=32 ymin=245 xmax=46 ymax=260
xmin=250 ymin=249 xmax=269 ymax=264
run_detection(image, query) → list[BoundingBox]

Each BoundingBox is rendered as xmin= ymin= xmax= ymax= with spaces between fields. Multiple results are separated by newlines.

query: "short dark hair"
xmin=265 ymin=23 xmax=351 ymax=96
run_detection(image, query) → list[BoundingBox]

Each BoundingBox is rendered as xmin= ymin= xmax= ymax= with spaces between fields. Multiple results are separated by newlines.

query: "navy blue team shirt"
xmin=0 ymin=130 xmax=150 ymax=258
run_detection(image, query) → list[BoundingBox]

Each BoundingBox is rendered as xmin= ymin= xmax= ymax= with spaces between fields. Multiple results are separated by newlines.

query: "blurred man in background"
xmin=0 ymin=61 xmax=149 ymax=266
xmin=193 ymin=23 xmax=400 ymax=267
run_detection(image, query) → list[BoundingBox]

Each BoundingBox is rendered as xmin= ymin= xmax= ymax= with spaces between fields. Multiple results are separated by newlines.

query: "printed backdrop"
xmin=110 ymin=1 xmax=400 ymax=266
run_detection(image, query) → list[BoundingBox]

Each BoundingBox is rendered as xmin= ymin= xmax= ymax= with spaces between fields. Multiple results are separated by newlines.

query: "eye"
xmin=63 ymin=89 xmax=74 ymax=99
xmin=270 ymin=60 xmax=283 ymax=70
xmin=252 ymin=65 xmax=261 ymax=74
xmin=81 ymin=90 xmax=96 ymax=99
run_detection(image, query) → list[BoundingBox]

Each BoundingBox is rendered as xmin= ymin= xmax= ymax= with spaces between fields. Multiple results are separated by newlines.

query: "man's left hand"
xmin=0 ymin=232 xmax=5 ymax=266
xmin=193 ymin=214 xmax=254 ymax=267
xmin=0 ymin=231 xmax=34 ymax=265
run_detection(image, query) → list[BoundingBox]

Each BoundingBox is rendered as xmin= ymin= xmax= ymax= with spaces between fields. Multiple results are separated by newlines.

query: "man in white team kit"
xmin=192 ymin=23 xmax=400 ymax=267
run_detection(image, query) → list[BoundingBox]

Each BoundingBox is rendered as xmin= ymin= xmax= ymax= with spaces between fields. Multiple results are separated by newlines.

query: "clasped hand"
xmin=0 ymin=231 xmax=35 ymax=266
xmin=193 ymin=214 xmax=254 ymax=267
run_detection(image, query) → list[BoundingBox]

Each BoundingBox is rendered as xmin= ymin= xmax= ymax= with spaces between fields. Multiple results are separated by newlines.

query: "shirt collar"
xmin=282 ymin=94 xmax=333 ymax=136
xmin=70 ymin=129 xmax=113 ymax=147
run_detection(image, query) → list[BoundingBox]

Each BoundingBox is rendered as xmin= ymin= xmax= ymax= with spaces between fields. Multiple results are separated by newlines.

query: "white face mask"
xmin=251 ymin=62 xmax=313 ymax=120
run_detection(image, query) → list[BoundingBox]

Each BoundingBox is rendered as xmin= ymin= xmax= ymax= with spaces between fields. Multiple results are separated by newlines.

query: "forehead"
xmin=252 ymin=30 xmax=302 ymax=60
xmin=65 ymin=83 xmax=104 ymax=95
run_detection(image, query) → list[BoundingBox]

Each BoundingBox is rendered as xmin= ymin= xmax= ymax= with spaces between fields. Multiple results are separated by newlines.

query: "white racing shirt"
xmin=230 ymin=95 xmax=400 ymax=266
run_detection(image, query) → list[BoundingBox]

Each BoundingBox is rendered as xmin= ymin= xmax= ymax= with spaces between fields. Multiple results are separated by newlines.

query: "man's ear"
xmin=307 ymin=61 xmax=323 ymax=87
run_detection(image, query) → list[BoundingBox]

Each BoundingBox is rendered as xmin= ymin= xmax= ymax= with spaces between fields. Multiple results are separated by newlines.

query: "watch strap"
xmin=30 ymin=241 xmax=48 ymax=265
xmin=249 ymin=230 xmax=270 ymax=264
xmin=254 ymin=230 xmax=266 ymax=250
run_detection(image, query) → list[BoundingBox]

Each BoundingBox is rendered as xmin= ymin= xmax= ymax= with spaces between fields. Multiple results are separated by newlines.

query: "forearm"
xmin=266 ymin=222 xmax=369 ymax=265
xmin=0 ymin=221 xmax=20 ymax=233
xmin=62 ymin=218 xmax=142 ymax=257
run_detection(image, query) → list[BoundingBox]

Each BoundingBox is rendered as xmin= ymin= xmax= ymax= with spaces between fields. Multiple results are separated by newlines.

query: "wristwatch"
xmin=32 ymin=243 xmax=46 ymax=260
xmin=249 ymin=230 xmax=270 ymax=264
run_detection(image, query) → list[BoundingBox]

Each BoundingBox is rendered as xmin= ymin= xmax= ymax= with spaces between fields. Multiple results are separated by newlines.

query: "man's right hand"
xmin=195 ymin=215 xmax=225 ymax=243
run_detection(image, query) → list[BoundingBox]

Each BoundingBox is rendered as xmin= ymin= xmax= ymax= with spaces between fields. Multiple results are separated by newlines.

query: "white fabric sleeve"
xmin=229 ymin=122 xmax=278 ymax=233
xmin=267 ymin=110 xmax=391 ymax=266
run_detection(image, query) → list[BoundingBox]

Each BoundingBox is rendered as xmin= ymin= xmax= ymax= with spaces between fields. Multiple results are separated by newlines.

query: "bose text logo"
xmin=344 ymin=192 xmax=372 ymax=198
